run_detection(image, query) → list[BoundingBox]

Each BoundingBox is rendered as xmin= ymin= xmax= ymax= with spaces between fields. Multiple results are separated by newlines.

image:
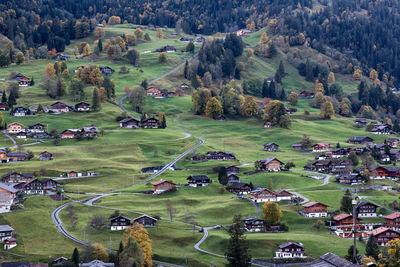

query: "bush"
xmin=279 ymin=222 xmax=289 ymax=232
xmin=88 ymin=215 xmax=107 ymax=230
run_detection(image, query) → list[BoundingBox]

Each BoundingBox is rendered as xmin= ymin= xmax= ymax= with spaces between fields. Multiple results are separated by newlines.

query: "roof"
xmin=120 ymin=117 xmax=139 ymax=123
xmin=313 ymin=143 xmax=331 ymax=147
xmin=7 ymin=153 xmax=26 ymax=157
xmin=187 ymin=175 xmax=210 ymax=181
xmin=333 ymin=214 xmax=352 ymax=221
xmin=260 ymin=158 xmax=283 ymax=164
xmin=348 ymin=136 xmax=373 ymax=141
xmin=2 ymin=262 xmax=30 ymax=267
xmin=264 ymin=142 xmax=278 ymax=146
xmin=227 ymin=182 xmax=250 ymax=189
xmin=369 ymin=226 xmax=395 ymax=236
xmin=0 ymin=183 xmax=19 ymax=193
xmin=82 ymin=126 xmax=98 ymax=132
xmin=110 ymin=215 xmax=131 ymax=221
xmin=28 ymin=123 xmax=45 ymax=128
xmin=2 ymin=172 xmax=33 ymax=178
xmin=385 ymin=212 xmax=400 ymax=220
xmin=244 ymin=217 xmax=265 ymax=222
xmin=79 ymin=260 xmax=115 ymax=267
xmin=275 ymin=189 xmax=292 ymax=196
xmin=0 ymin=225 xmax=14 ymax=232
xmin=278 ymin=241 xmax=303 ymax=249
xmin=133 ymin=215 xmax=158 ymax=222
xmin=302 ymin=201 xmax=327 ymax=208
xmin=303 ymin=252 xmax=358 ymax=267
xmin=151 ymin=179 xmax=175 ymax=186
xmin=41 ymin=178 xmax=58 ymax=184
xmin=8 ymin=122 xmax=23 ymax=126
xmin=357 ymin=201 xmax=378 ymax=209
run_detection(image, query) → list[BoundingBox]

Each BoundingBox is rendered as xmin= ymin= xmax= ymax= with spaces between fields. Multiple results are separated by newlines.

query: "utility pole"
xmin=352 ymin=190 xmax=358 ymax=264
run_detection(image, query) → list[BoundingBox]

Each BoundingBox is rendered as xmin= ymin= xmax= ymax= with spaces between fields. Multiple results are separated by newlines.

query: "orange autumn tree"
xmin=124 ymin=223 xmax=152 ymax=267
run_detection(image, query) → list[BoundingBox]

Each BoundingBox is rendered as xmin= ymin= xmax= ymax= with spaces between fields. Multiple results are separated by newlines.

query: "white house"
xmin=275 ymin=242 xmax=306 ymax=259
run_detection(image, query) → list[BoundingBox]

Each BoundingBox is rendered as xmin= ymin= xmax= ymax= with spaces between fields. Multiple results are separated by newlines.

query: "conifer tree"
xmin=218 ymin=166 xmax=228 ymax=185
xmin=225 ymin=214 xmax=251 ymax=267
xmin=366 ymin=235 xmax=379 ymax=260
xmin=72 ymin=248 xmax=80 ymax=266
xmin=92 ymin=87 xmax=101 ymax=111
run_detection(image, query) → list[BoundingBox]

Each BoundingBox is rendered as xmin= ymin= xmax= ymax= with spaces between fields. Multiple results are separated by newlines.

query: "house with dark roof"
xmin=99 ymin=66 xmax=115 ymax=75
xmin=79 ymin=260 xmax=115 ymax=267
xmin=387 ymin=138 xmax=399 ymax=148
xmin=206 ymin=151 xmax=236 ymax=161
xmin=52 ymin=257 xmax=69 ymax=266
xmin=2 ymin=172 xmax=33 ymax=183
xmin=356 ymin=202 xmax=378 ymax=217
xmin=75 ymin=102 xmax=90 ymax=112
xmin=243 ymin=217 xmax=266 ymax=232
xmin=4 ymin=237 xmax=17 ymax=250
xmin=226 ymin=182 xmax=251 ymax=195
xmin=141 ymin=118 xmax=159 ymax=129
xmin=312 ymin=143 xmax=333 ymax=152
xmin=292 ymin=144 xmax=304 ymax=150
xmin=132 ymin=215 xmax=158 ymax=227
xmin=302 ymin=202 xmax=328 ymax=218
xmin=0 ymin=225 xmax=14 ymax=242
xmin=110 ymin=215 xmax=131 ymax=231
xmin=299 ymin=90 xmax=315 ymax=98
xmin=263 ymin=143 xmax=279 ymax=152
xmin=250 ymin=188 xmax=276 ymax=203
xmin=258 ymin=158 xmax=284 ymax=172
xmin=275 ymin=242 xmax=305 ymax=258
xmin=39 ymin=151 xmax=53 ymax=161
xmin=81 ymin=126 xmax=98 ymax=138
xmin=119 ymin=118 xmax=140 ymax=129
xmin=226 ymin=165 xmax=240 ymax=176
xmin=354 ymin=118 xmax=367 ymax=126
xmin=347 ymin=136 xmax=374 ymax=145
xmin=186 ymin=175 xmax=211 ymax=187
xmin=336 ymin=173 xmax=363 ymax=186
xmin=28 ymin=123 xmax=46 ymax=133
xmin=302 ymin=252 xmax=357 ymax=267
xmin=51 ymin=101 xmax=73 ymax=113
xmin=227 ymin=174 xmax=240 ymax=183
xmin=11 ymin=107 xmax=28 ymax=117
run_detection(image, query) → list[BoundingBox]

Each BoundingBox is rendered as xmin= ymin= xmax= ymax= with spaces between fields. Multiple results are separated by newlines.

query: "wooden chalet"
xmin=250 ymin=188 xmax=276 ymax=203
xmin=152 ymin=180 xmax=176 ymax=194
xmin=132 ymin=215 xmax=158 ymax=227
xmin=243 ymin=217 xmax=266 ymax=232
xmin=99 ymin=66 xmax=115 ymax=75
xmin=41 ymin=179 xmax=58 ymax=191
xmin=386 ymin=167 xmax=400 ymax=180
xmin=369 ymin=227 xmax=400 ymax=246
xmin=119 ymin=118 xmax=140 ymax=129
xmin=186 ymin=175 xmax=211 ymax=187
xmin=206 ymin=151 xmax=236 ymax=161
xmin=67 ymin=171 xmax=82 ymax=178
xmin=39 ymin=151 xmax=53 ymax=161
xmin=354 ymin=118 xmax=367 ymax=126
xmin=28 ymin=123 xmax=46 ymax=133
xmin=0 ymin=103 xmax=7 ymax=111
xmin=110 ymin=215 xmax=131 ymax=231
xmin=384 ymin=212 xmax=400 ymax=230
xmin=263 ymin=143 xmax=279 ymax=152
xmin=16 ymin=132 xmax=26 ymax=139
xmin=302 ymin=202 xmax=328 ymax=218
xmin=14 ymin=73 xmax=30 ymax=86
xmin=303 ymin=253 xmax=358 ymax=267
xmin=371 ymin=124 xmax=393 ymax=135
xmin=292 ymin=144 xmax=304 ymax=150
xmin=330 ymin=148 xmax=349 ymax=158
xmin=4 ymin=237 xmax=17 ymax=250
xmin=299 ymin=90 xmax=315 ymax=98
xmin=81 ymin=126 xmax=98 ymax=138
xmin=141 ymin=118 xmax=159 ymax=129
xmin=333 ymin=214 xmax=361 ymax=231
xmin=347 ymin=136 xmax=374 ymax=145
xmin=227 ymin=174 xmax=240 ymax=183
xmin=0 ymin=225 xmax=14 ymax=242
xmin=12 ymin=107 xmax=28 ymax=117
xmin=386 ymin=138 xmax=399 ymax=148
xmin=2 ymin=172 xmax=33 ymax=183
xmin=23 ymin=179 xmax=44 ymax=195
xmin=312 ymin=143 xmax=333 ymax=152
xmin=0 ymin=184 xmax=18 ymax=212
xmin=226 ymin=165 xmax=240 ymax=176
xmin=51 ymin=101 xmax=73 ymax=113
xmin=75 ymin=102 xmax=90 ymax=112
xmin=226 ymin=182 xmax=251 ymax=195
xmin=367 ymin=166 xmax=388 ymax=179
xmin=276 ymin=190 xmax=293 ymax=201
xmin=3 ymin=153 xmax=26 ymax=163
xmin=258 ymin=158 xmax=284 ymax=172
xmin=60 ymin=129 xmax=79 ymax=139
xmin=79 ymin=260 xmax=115 ymax=267
xmin=7 ymin=122 xmax=23 ymax=134
xmin=146 ymin=87 xmax=161 ymax=96
xmin=275 ymin=242 xmax=305 ymax=259
xmin=52 ymin=257 xmax=69 ymax=266
xmin=336 ymin=173 xmax=363 ymax=186
xmin=356 ymin=202 xmax=378 ymax=217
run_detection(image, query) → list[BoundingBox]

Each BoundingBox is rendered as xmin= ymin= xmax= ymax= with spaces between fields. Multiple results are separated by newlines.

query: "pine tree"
xmin=30 ymin=77 xmax=35 ymax=86
xmin=92 ymin=87 xmax=101 ymax=111
xmin=7 ymin=90 xmax=16 ymax=109
xmin=262 ymin=79 xmax=269 ymax=98
xmin=183 ymin=61 xmax=189 ymax=79
xmin=278 ymin=60 xmax=285 ymax=77
xmin=72 ymin=248 xmax=80 ymax=266
xmin=98 ymin=39 xmax=103 ymax=52
xmin=1 ymin=91 xmax=6 ymax=104
xmin=305 ymin=60 xmax=313 ymax=81
xmin=225 ymin=214 xmax=251 ymax=267
xmin=340 ymin=189 xmax=353 ymax=213
xmin=218 ymin=166 xmax=228 ymax=185
xmin=366 ymin=235 xmax=379 ymax=260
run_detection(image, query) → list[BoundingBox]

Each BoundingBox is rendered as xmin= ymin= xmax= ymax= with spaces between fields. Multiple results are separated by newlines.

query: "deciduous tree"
xmin=158 ymin=52 xmax=167 ymax=63
xmin=205 ymin=97 xmax=223 ymax=119
xmin=288 ymin=91 xmax=298 ymax=106
xmin=123 ymin=223 xmax=152 ymax=267
xmin=263 ymin=201 xmax=282 ymax=226
xmin=320 ymin=101 xmax=335 ymax=119
xmin=241 ymin=95 xmax=258 ymax=117
xmin=92 ymin=243 xmax=108 ymax=262
xmin=156 ymin=28 xmax=164 ymax=39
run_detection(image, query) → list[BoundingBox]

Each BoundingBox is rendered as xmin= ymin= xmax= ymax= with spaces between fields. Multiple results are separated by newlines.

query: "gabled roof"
xmin=2 ymin=172 xmax=33 ymax=179
xmin=28 ymin=123 xmax=46 ymax=128
xmin=0 ymin=183 xmax=18 ymax=193
xmin=227 ymin=182 xmax=250 ymax=189
xmin=302 ymin=201 xmax=327 ymax=208
xmin=347 ymin=136 xmax=373 ymax=142
xmin=264 ymin=142 xmax=278 ymax=146
xmin=369 ymin=226 xmax=396 ymax=236
xmin=133 ymin=214 xmax=158 ymax=222
xmin=333 ymin=214 xmax=352 ymax=221
xmin=187 ymin=175 xmax=210 ymax=181
xmin=278 ymin=241 xmax=303 ymax=249
xmin=0 ymin=225 xmax=14 ymax=232
xmin=244 ymin=217 xmax=265 ymax=223
xmin=303 ymin=252 xmax=358 ymax=267
xmin=151 ymin=179 xmax=175 ymax=186
xmin=357 ymin=201 xmax=378 ymax=209
xmin=110 ymin=215 xmax=131 ymax=221
xmin=384 ymin=212 xmax=400 ymax=220
xmin=275 ymin=189 xmax=292 ymax=196
xmin=260 ymin=158 xmax=283 ymax=164
xmin=120 ymin=117 xmax=139 ymax=123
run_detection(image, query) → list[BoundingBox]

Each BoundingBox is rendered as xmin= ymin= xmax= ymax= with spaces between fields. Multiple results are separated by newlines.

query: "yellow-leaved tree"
xmin=320 ymin=102 xmax=335 ymax=120
xmin=259 ymin=32 xmax=269 ymax=44
xmin=92 ymin=243 xmax=109 ymax=262
xmin=263 ymin=201 xmax=282 ymax=227
xmin=241 ymin=95 xmax=259 ymax=117
xmin=156 ymin=28 xmax=164 ymax=39
xmin=45 ymin=63 xmax=56 ymax=78
xmin=353 ymin=69 xmax=363 ymax=80
xmin=124 ymin=223 xmax=153 ymax=267
xmin=205 ymin=97 xmax=223 ymax=119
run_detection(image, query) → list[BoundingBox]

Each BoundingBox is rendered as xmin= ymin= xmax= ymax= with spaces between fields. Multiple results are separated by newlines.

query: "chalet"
xmin=119 ymin=118 xmax=140 ymax=129
xmin=292 ymin=144 xmax=304 ymax=150
xmin=67 ymin=171 xmax=82 ymax=178
xmin=2 ymin=172 xmax=33 ymax=183
xmin=31 ymin=132 xmax=50 ymax=139
xmin=29 ymin=105 xmax=49 ymax=113
xmin=371 ymin=124 xmax=393 ymax=135
xmin=99 ymin=66 xmax=115 ymax=75
xmin=387 ymin=167 xmax=400 ymax=180
xmin=75 ymin=102 xmax=90 ymax=112
xmin=81 ymin=126 xmax=98 ymax=138
xmin=385 ymin=212 xmax=400 ymax=230
xmin=347 ymin=136 xmax=374 ymax=145
xmin=11 ymin=107 xmax=28 ymax=117
xmin=227 ymin=174 xmax=240 ymax=183
xmin=369 ymin=227 xmax=400 ymax=246
xmin=236 ymin=29 xmax=252 ymax=37
xmin=356 ymin=202 xmax=378 ymax=217
xmin=336 ymin=173 xmax=363 ymax=186
xmin=4 ymin=237 xmax=17 ymax=250
xmin=264 ymin=121 xmax=274 ymax=128
xmin=312 ymin=143 xmax=333 ymax=152
xmin=367 ymin=166 xmax=388 ymax=179
xmin=14 ymin=73 xmax=30 ymax=86
xmin=156 ymin=46 xmax=176 ymax=52
xmin=250 ymin=188 xmax=276 ymax=203
xmin=0 ymin=225 xmax=14 ymax=242
xmin=54 ymin=54 xmax=70 ymax=61
xmin=373 ymin=143 xmax=387 ymax=153
xmin=167 ymin=91 xmax=177 ymax=97
xmin=331 ymin=160 xmax=352 ymax=174
xmin=381 ymin=153 xmax=390 ymax=162
xmin=154 ymin=92 xmax=166 ymax=99
xmin=51 ymin=101 xmax=73 ymax=113
xmin=309 ymin=160 xmax=332 ymax=172
xmin=226 ymin=165 xmax=240 ymax=176
xmin=0 ymin=103 xmax=7 ymax=110
xmin=146 ymin=87 xmax=161 ymax=96
xmin=152 ymin=180 xmax=176 ymax=194
xmin=333 ymin=214 xmax=360 ymax=230
xmin=39 ymin=151 xmax=53 ymax=161
xmin=330 ymin=148 xmax=349 ymax=158
xmin=390 ymin=149 xmax=400 ymax=162
xmin=206 ymin=151 xmax=236 ymax=161
xmin=258 ymin=158 xmax=284 ymax=172
xmin=79 ymin=260 xmax=115 ymax=267
xmin=41 ymin=179 xmax=58 ymax=191
xmin=23 ymin=179 xmax=44 ymax=195
xmin=60 ymin=129 xmax=79 ymax=139
xmin=7 ymin=122 xmax=23 ymax=134
xmin=354 ymin=118 xmax=367 ymax=126
xmin=243 ymin=217 xmax=266 ymax=232
xmin=16 ymin=132 xmax=26 ymax=139
xmin=28 ymin=123 xmax=46 ymax=133
xmin=386 ymin=138 xmax=399 ymax=148
xmin=0 ymin=184 xmax=18 ymax=212
xmin=276 ymin=190 xmax=293 ymax=201
xmin=180 ymin=83 xmax=189 ymax=88
xmin=132 ymin=215 xmax=158 ymax=227
xmin=299 ymin=90 xmax=315 ymax=98
xmin=275 ymin=242 xmax=305 ymax=259
xmin=186 ymin=175 xmax=211 ymax=187
xmin=141 ymin=118 xmax=159 ymax=129
xmin=303 ymin=253 xmax=358 ymax=267
xmin=6 ymin=153 xmax=26 ymax=163
xmin=180 ymin=37 xmax=194 ymax=42
xmin=226 ymin=182 xmax=252 ymax=195
xmin=52 ymin=257 xmax=69 ymax=266
xmin=302 ymin=202 xmax=328 ymax=218
xmin=110 ymin=215 xmax=131 ymax=231
xmin=263 ymin=143 xmax=279 ymax=152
